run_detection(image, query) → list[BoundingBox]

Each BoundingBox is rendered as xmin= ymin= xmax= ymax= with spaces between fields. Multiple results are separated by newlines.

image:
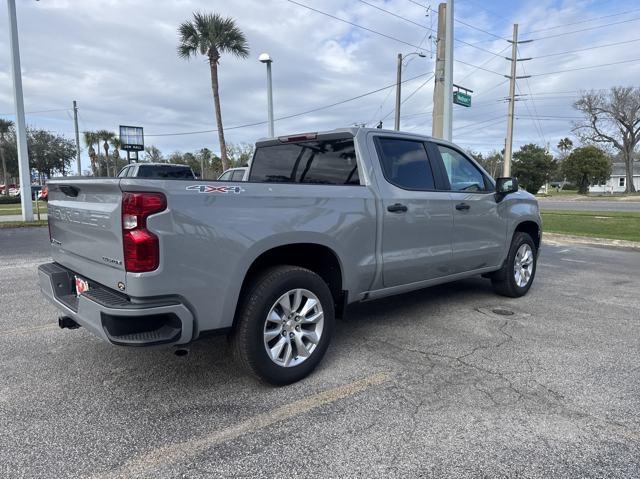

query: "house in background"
xmin=589 ymin=160 xmax=640 ymax=193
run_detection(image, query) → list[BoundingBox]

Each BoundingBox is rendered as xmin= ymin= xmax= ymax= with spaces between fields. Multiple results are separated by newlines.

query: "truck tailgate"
xmin=47 ymin=179 xmax=126 ymax=290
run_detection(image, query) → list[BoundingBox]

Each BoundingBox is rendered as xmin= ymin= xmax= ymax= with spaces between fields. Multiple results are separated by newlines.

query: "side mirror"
xmin=495 ymin=177 xmax=518 ymax=195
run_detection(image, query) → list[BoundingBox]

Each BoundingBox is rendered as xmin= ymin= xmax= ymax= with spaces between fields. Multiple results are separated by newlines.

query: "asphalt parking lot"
xmin=1 ymin=227 xmax=639 ymax=478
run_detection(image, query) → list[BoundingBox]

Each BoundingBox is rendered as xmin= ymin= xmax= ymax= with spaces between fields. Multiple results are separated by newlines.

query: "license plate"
xmin=75 ymin=276 xmax=90 ymax=296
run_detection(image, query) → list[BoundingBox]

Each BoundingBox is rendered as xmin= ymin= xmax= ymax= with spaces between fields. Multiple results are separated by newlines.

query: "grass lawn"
xmin=0 ymin=220 xmax=48 ymax=229
xmin=541 ymin=210 xmax=640 ymax=242
xmin=0 ymin=201 xmax=43 ymax=216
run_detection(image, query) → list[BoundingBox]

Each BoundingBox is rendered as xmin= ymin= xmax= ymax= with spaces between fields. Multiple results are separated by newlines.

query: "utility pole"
xmin=432 ymin=3 xmax=446 ymax=139
xmin=6 ymin=0 xmax=33 ymax=221
xmin=503 ymin=24 xmax=531 ymax=177
xmin=394 ymin=53 xmax=402 ymax=131
xmin=73 ymin=100 xmax=81 ymax=175
xmin=442 ymin=0 xmax=454 ymax=141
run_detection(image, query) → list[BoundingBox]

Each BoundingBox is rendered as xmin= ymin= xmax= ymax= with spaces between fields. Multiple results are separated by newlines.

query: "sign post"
xmin=119 ymin=125 xmax=144 ymax=164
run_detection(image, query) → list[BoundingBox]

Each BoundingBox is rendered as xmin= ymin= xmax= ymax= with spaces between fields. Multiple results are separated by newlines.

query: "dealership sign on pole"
xmin=119 ymin=125 xmax=144 ymax=163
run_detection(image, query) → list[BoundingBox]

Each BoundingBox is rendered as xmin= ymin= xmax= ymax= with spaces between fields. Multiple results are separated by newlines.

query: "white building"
xmin=589 ymin=161 xmax=640 ymax=193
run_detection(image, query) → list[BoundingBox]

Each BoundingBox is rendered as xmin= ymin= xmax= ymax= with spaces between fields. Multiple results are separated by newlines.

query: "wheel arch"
xmin=233 ymin=242 xmax=347 ymax=327
xmin=514 ymin=220 xmax=541 ymax=250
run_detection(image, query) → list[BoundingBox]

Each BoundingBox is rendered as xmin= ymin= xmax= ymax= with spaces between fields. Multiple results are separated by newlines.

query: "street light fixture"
xmin=395 ymin=52 xmax=427 ymax=131
xmin=259 ymin=53 xmax=275 ymax=138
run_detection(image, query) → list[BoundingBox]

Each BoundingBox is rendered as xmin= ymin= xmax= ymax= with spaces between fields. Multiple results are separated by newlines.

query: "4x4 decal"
xmin=186 ymin=185 xmax=245 ymax=194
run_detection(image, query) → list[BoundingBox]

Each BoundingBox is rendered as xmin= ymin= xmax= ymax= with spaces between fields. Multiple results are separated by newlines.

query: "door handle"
xmin=455 ymin=202 xmax=470 ymax=211
xmin=387 ymin=203 xmax=408 ymax=213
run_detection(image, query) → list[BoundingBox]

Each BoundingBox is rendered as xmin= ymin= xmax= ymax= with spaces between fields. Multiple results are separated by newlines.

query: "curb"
xmin=543 ymin=232 xmax=640 ymax=250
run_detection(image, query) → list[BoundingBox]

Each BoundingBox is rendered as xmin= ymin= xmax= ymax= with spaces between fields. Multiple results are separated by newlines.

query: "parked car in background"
xmin=39 ymin=127 xmax=541 ymax=385
xmin=218 ymin=167 xmax=249 ymax=181
xmin=117 ymin=163 xmax=196 ymax=179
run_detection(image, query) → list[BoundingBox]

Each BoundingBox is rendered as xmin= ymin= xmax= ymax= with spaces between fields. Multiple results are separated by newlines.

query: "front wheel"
xmin=491 ymin=232 xmax=537 ymax=298
xmin=231 ymin=266 xmax=335 ymax=385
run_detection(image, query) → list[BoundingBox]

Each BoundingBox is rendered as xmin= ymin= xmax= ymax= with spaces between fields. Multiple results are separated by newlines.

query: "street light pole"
xmin=394 ymin=52 xmax=427 ymax=131
xmin=73 ymin=100 xmax=81 ymax=175
xmin=6 ymin=0 xmax=33 ymax=221
xmin=259 ymin=53 xmax=275 ymax=137
xmin=394 ymin=53 xmax=402 ymax=131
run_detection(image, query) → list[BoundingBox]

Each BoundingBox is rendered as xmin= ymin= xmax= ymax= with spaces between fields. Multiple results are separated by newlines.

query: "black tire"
xmin=230 ymin=265 xmax=335 ymax=385
xmin=491 ymin=231 xmax=537 ymax=298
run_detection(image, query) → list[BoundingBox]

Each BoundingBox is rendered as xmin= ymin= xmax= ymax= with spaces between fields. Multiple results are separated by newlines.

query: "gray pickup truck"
xmin=39 ymin=128 xmax=541 ymax=384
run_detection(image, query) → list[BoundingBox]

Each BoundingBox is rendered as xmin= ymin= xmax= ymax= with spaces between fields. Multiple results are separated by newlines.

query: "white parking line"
xmin=560 ymin=258 xmax=588 ymax=264
xmin=90 ymin=372 xmax=388 ymax=479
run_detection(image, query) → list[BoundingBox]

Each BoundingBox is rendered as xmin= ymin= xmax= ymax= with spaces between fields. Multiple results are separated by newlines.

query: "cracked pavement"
xmin=1 ymin=227 xmax=639 ymax=478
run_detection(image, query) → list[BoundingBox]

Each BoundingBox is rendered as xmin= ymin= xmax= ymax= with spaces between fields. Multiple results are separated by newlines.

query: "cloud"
xmin=0 ymin=0 xmax=639 ymax=169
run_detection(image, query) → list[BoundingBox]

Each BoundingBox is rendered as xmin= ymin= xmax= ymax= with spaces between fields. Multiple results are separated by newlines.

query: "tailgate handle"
xmin=59 ymin=185 xmax=79 ymax=198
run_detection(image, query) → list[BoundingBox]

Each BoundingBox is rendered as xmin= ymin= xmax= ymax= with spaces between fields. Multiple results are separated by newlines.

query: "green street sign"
xmin=453 ymin=91 xmax=472 ymax=107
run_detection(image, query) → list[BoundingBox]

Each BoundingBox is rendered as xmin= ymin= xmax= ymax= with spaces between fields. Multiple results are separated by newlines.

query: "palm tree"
xmin=96 ymin=130 xmax=115 ymax=176
xmin=83 ymin=131 xmax=99 ymax=176
xmin=110 ymin=137 xmax=124 ymax=174
xmin=0 ymin=119 xmax=13 ymax=196
xmin=177 ymin=12 xmax=249 ymax=171
xmin=557 ymin=138 xmax=573 ymax=156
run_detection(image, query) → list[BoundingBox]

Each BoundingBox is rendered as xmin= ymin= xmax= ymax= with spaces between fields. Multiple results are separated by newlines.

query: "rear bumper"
xmin=38 ymin=262 xmax=194 ymax=346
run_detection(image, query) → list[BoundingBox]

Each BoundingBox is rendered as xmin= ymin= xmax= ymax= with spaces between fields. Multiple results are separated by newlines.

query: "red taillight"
xmin=122 ymin=192 xmax=166 ymax=273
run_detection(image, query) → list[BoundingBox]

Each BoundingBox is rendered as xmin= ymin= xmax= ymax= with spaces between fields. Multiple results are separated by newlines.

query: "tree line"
xmin=470 ymin=139 xmax=613 ymax=195
xmin=140 ymin=142 xmax=254 ymax=179
xmin=0 ymin=120 xmax=76 ymax=194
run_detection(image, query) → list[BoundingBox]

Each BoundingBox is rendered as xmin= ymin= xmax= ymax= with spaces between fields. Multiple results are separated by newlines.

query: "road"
xmin=1 ymin=227 xmax=639 ymax=478
xmin=539 ymin=199 xmax=640 ymax=212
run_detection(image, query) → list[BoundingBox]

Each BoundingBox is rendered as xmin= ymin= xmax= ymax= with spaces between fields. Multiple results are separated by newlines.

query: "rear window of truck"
xmin=249 ymin=138 xmax=360 ymax=185
xmin=137 ymin=165 xmax=194 ymax=179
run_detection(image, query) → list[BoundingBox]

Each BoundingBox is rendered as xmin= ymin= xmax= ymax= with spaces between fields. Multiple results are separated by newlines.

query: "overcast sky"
xmin=1 ymin=0 xmax=639 ymax=171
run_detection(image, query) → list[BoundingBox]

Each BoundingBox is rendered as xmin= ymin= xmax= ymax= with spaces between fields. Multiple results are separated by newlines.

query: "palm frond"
xmin=177 ymin=11 xmax=249 ymax=60
xmin=0 ymin=119 xmax=14 ymax=133
xmin=177 ymin=20 xmax=200 ymax=59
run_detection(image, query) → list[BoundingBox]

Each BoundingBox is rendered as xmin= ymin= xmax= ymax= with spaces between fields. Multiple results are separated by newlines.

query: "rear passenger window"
xmin=249 ymin=138 xmax=360 ymax=185
xmin=375 ymin=138 xmax=435 ymax=190
xmin=231 ymin=170 xmax=245 ymax=181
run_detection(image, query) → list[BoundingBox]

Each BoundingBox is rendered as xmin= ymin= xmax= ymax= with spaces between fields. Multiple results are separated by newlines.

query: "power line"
xmin=424 ymin=5 xmax=508 ymax=41
xmin=516 ymin=46 xmax=546 ymax=145
xmin=454 ymin=58 xmax=505 ymax=77
xmin=533 ymin=38 xmax=640 ymax=59
xmin=454 ymin=0 xmax=512 ymax=24
xmin=381 ymin=74 xmax=435 ymax=122
xmin=454 ymin=115 xmax=505 ymax=132
xmin=145 ymin=71 xmax=434 ymax=137
xmin=521 ymin=7 xmax=640 ymax=35
xmin=516 ymin=115 xmax=583 ymax=119
xmin=0 ymin=107 xmax=71 ymax=116
xmin=472 ymin=79 xmax=510 ymax=100
xmin=457 ymin=44 xmax=510 ymax=84
xmin=294 ymin=0 xmax=506 ymax=60
xmin=287 ymin=0 xmax=427 ymax=51
xmin=531 ymin=57 xmax=640 ymax=77
xmin=529 ymin=16 xmax=640 ymax=42
xmin=358 ymin=0 xmax=433 ymax=32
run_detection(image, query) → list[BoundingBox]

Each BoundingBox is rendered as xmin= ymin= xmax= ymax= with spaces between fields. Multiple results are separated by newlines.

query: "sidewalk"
xmin=543 ymin=232 xmax=640 ymax=250
xmin=537 ymin=194 xmax=640 ymax=202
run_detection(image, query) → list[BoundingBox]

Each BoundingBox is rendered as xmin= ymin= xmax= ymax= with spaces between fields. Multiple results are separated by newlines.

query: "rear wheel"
xmin=491 ymin=231 xmax=537 ymax=298
xmin=231 ymin=266 xmax=335 ymax=385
